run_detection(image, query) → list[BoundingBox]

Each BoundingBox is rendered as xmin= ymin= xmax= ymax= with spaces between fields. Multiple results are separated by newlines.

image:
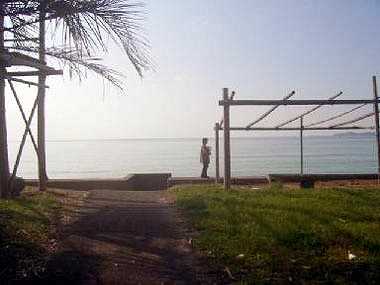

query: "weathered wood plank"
xmin=219 ymin=99 xmax=376 ymax=106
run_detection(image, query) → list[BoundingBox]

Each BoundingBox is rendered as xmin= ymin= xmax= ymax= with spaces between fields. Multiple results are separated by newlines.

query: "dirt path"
xmin=54 ymin=189 xmax=218 ymax=284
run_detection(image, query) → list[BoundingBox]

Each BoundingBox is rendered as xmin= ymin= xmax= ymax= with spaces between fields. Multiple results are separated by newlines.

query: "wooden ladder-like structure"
xmin=0 ymin=48 xmax=62 ymax=195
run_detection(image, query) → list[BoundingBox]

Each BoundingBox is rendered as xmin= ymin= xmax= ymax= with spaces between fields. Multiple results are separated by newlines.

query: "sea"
xmin=8 ymin=135 xmax=378 ymax=179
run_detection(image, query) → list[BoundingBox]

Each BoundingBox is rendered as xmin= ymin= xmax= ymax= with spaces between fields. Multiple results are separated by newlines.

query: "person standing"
xmin=200 ymin=138 xmax=211 ymax=178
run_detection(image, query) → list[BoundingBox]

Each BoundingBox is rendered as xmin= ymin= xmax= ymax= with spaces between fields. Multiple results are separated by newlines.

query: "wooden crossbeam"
xmin=219 ymin=98 xmax=375 ymax=106
xmin=6 ymin=77 xmax=49 ymax=88
xmin=246 ymin=91 xmax=295 ymax=129
xmin=5 ymin=30 xmax=39 ymax=44
xmin=305 ymin=104 xmax=368 ymax=127
xmin=328 ymin=112 xmax=375 ymax=128
xmin=4 ymin=38 xmax=40 ymax=42
xmin=219 ymin=126 xmax=373 ymax=131
xmin=0 ymin=51 xmax=55 ymax=72
xmin=6 ymin=70 xmax=63 ymax=77
xmin=275 ymin=92 xmax=343 ymax=128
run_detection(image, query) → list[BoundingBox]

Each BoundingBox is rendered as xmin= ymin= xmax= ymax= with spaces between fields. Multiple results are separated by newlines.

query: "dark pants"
xmin=201 ymin=163 xmax=209 ymax=178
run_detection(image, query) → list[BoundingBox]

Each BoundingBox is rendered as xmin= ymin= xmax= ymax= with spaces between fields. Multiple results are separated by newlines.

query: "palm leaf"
xmin=3 ymin=0 xmax=151 ymax=91
xmin=10 ymin=45 xmax=126 ymax=91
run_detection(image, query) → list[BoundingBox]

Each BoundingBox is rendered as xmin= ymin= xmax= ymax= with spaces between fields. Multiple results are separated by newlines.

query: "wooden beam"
xmin=219 ymin=99 xmax=376 ymax=106
xmin=373 ymin=76 xmax=380 ymax=174
xmin=214 ymin=122 xmax=220 ymax=183
xmin=275 ymin=91 xmax=343 ymax=128
xmin=6 ymin=77 xmax=49 ymax=88
xmin=222 ymin=126 xmax=373 ymax=131
xmin=6 ymin=70 xmax=63 ymax=77
xmin=0 ymin=51 xmax=56 ymax=72
xmin=246 ymin=91 xmax=295 ymax=129
xmin=5 ymin=30 xmax=39 ymax=44
xmin=223 ymin=88 xmax=231 ymax=190
xmin=328 ymin=112 xmax=374 ymax=128
xmin=305 ymin=104 xmax=367 ymax=128
xmin=4 ymin=38 xmax=39 ymax=42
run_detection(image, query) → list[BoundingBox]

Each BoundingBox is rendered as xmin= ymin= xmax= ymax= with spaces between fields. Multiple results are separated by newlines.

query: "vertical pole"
xmin=38 ymin=3 xmax=47 ymax=191
xmin=372 ymin=76 xmax=380 ymax=175
xmin=0 ymin=6 xmax=10 ymax=198
xmin=300 ymin=116 xmax=304 ymax=175
xmin=223 ymin=88 xmax=231 ymax=190
xmin=214 ymin=122 xmax=220 ymax=183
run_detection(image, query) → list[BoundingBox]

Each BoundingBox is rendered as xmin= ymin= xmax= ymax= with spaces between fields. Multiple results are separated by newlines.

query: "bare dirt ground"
xmin=53 ymin=190 xmax=221 ymax=285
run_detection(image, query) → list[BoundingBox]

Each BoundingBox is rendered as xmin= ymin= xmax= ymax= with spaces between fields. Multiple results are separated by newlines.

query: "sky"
xmin=5 ymin=0 xmax=380 ymax=141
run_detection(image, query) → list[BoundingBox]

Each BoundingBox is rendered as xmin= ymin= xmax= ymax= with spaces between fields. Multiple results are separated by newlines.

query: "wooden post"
xmin=223 ymin=88 xmax=231 ymax=190
xmin=373 ymin=76 xmax=380 ymax=175
xmin=0 ymin=6 xmax=10 ymax=198
xmin=300 ymin=116 xmax=304 ymax=175
xmin=214 ymin=122 xmax=220 ymax=183
xmin=38 ymin=4 xmax=48 ymax=191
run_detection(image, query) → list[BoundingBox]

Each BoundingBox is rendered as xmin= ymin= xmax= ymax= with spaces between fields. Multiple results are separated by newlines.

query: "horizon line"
xmin=8 ymin=132 xmax=374 ymax=143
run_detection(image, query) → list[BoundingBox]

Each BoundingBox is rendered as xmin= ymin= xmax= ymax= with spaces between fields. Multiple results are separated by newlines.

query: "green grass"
xmin=0 ymin=190 xmax=60 ymax=281
xmin=170 ymin=184 xmax=380 ymax=283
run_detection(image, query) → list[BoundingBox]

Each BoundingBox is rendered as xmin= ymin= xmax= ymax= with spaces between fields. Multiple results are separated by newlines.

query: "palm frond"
xmin=2 ymin=0 xmax=151 ymax=91
xmin=48 ymin=0 xmax=150 ymax=76
xmin=10 ymin=45 xmax=126 ymax=92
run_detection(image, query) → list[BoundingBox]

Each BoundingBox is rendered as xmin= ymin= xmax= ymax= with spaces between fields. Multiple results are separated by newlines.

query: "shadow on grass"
xmin=0 ymin=194 xmax=105 ymax=284
xmin=0 ymin=226 xmax=103 ymax=284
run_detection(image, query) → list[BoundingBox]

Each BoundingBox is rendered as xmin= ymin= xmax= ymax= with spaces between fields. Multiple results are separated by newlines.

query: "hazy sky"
xmin=6 ymin=0 xmax=380 ymax=141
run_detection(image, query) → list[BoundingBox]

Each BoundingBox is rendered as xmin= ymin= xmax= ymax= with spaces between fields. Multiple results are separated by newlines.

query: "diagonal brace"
xmin=246 ymin=91 xmax=295 ymax=129
xmin=7 ymin=79 xmax=39 ymax=156
xmin=275 ymin=91 xmax=343 ymax=128
xmin=10 ymin=93 xmax=40 ymax=182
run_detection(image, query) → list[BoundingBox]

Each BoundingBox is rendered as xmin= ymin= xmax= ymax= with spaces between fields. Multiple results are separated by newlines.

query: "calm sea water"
xmin=8 ymin=136 xmax=378 ymax=179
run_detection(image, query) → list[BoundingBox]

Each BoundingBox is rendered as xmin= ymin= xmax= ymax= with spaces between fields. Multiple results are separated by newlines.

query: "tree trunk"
xmin=0 ymin=5 xmax=10 ymax=198
xmin=38 ymin=3 xmax=47 ymax=191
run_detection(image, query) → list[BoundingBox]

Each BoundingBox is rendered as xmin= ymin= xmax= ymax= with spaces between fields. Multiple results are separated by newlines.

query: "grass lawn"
xmin=170 ymin=184 xmax=380 ymax=283
xmin=0 ymin=189 xmax=61 ymax=282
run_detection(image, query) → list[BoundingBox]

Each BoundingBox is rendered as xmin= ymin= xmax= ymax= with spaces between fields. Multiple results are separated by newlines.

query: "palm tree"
xmin=1 ymin=0 xmax=151 ymax=196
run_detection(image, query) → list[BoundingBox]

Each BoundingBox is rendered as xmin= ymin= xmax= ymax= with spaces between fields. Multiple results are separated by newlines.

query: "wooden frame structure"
xmin=215 ymin=77 xmax=380 ymax=190
xmin=0 ymin=20 xmax=62 ymax=196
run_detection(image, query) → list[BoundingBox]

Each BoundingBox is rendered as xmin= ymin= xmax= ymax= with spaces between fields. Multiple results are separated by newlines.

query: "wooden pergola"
xmin=214 ymin=76 xmax=380 ymax=190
